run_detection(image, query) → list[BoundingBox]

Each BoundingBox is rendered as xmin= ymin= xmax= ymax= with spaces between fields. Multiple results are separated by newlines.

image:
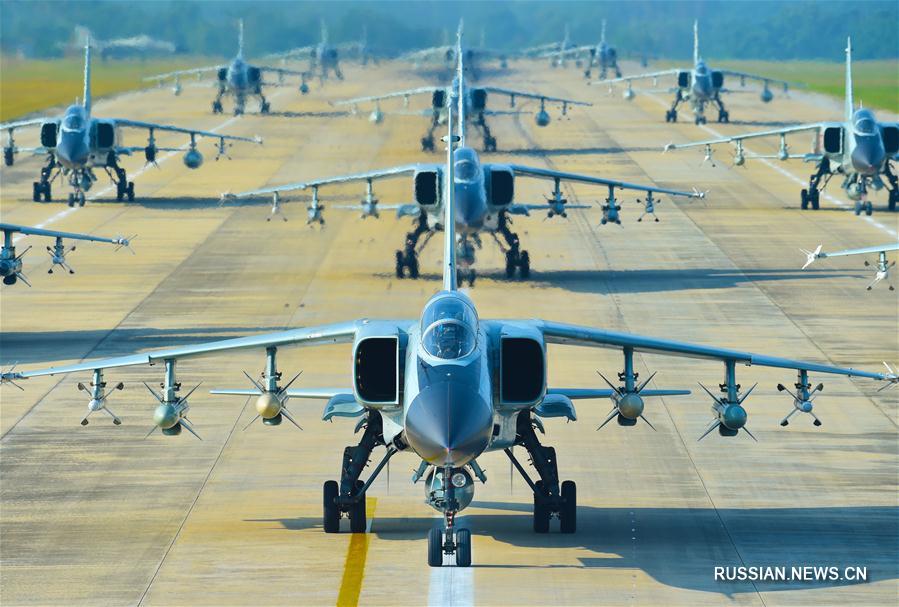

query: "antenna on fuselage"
xmin=443 ymin=96 xmax=459 ymax=292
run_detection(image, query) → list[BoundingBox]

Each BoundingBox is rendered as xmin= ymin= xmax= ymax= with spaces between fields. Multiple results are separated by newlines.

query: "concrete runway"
xmin=1 ymin=60 xmax=897 ymax=606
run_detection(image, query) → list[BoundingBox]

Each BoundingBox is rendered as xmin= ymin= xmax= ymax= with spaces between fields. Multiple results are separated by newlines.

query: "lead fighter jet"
xmin=664 ymin=39 xmax=899 ymax=216
xmin=226 ymin=29 xmax=703 ymax=284
xmin=3 ymin=96 xmax=895 ymax=568
xmin=333 ymin=23 xmax=590 ymax=152
xmin=0 ymin=42 xmax=262 ymax=206
xmin=598 ymin=20 xmax=796 ymax=125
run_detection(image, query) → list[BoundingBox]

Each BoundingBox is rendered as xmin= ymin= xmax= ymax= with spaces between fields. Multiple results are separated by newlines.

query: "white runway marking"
xmin=643 ymin=93 xmax=899 ymax=239
xmin=427 ymin=516 xmax=474 ymax=607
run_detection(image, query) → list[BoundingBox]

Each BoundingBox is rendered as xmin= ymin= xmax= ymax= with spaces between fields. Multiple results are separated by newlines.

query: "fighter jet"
xmin=1 ymin=223 xmax=131 ymax=286
xmin=537 ymin=20 xmax=622 ymax=80
xmin=801 ymin=242 xmax=898 ymax=290
xmin=597 ymin=21 xmax=795 ymax=124
xmin=226 ymin=30 xmax=702 ymax=284
xmin=3 ymin=98 xmax=895 ymax=569
xmin=399 ymin=22 xmax=510 ymax=81
xmin=0 ymin=42 xmax=261 ymax=206
xmin=663 ymin=39 xmax=899 ymax=216
xmin=264 ymin=20 xmax=348 ymax=83
xmin=333 ymin=25 xmax=591 ymax=152
xmin=144 ymin=20 xmax=311 ymax=115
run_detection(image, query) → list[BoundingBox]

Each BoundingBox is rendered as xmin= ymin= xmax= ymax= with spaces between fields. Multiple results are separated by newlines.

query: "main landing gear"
xmin=664 ymin=91 xmax=682 ymax=123
xmin=322 ymin=411 xmax=397 ymax=534
xmin=107 ymin=156 xmax=134 ymax=202
xmin=395 ymin=214 xmax=431 ymax=279
xmin=505 ymin=411 xmax=577 ymax=534
xmin=497 ymin=213 xmax=530 ymax=279
xmin=800 ymin=158 xmax=830 ymax=211
xmin=259 ymin=93 xmax=271 ymax=114
xmin=885 ymin=162 xmax=898 ymax=212
xmin=714 ymin=96 xmax=729 ymax=123
xmin=474 ymin=113 xmax=497 ymax=152
xmin=32 ymin=156 xmax=57 ymax=202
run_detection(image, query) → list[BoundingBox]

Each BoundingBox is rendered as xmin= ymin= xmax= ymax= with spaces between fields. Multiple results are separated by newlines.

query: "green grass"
xmin=0 ymin=56 xmax=213 ymax=121
xmin=647 ymin=59 xmax=898 ymax=114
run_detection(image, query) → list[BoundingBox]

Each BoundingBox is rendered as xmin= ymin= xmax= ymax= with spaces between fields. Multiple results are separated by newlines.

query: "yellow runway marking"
xmin=336 ymin=497 xmax=377 ymax=607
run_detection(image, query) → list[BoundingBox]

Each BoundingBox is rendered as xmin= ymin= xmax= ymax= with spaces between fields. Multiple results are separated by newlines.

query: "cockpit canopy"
xmin=695 ymin=61 xmax=708 ymax=74
xmin=854 ymin=109 xmax=877 ymax=135
xmin=454 ymin=148 xmax=479 ymax=182
xmin=420 ymin=293 xmax=478 ymax=360
xmin=62 ymin=107 xmax=86 ymax=131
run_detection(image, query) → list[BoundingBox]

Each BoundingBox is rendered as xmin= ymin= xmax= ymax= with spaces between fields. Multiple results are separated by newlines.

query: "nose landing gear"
xmin=428 ymin=468 xmax=472 ymax=567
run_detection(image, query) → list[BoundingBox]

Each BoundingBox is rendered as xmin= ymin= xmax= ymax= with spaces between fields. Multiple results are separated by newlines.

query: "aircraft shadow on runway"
xmin=0 ymin=326 xmax=274 ymax=365
xmin=260 ymin=111 xmax=352 ymax=119
xmin=499 ymin=146 xmax=657 ymax=156
xmin=248 ymin=503 xmax=898 ymax=594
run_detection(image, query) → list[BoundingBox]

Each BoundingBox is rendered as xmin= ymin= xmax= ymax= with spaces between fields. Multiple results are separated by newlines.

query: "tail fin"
xmin=237 ymin=19 xmax=245 ymax=58
xmin=844 ymin=37 xmax=854 ymax=122
xmin=443 ymin=100 xmax=458 ymax=292
xmin=601 ymin=19 xmax=607 ymax=45
xmin=455 ymin=22 xmax=466 ymax=147
xmin=83 ymin=39 xmax=92 ymax=114
xmin=321 ymin=19 xmax=328 ymax=44
xmin=693 ymin=20 xmax=700 ymax=64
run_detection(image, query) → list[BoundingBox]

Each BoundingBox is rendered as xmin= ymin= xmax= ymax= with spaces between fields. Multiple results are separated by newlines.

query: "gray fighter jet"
xmin=264 ymin=20 xmax=352 ymax=83
xmin=538 ymin=20 xmax=622 ymax=80
xmin=801 ymin=242 xmax=898 ymax=290
xmin=225 ymin=30 xmax=702 ymax=284
xmin=0 ymin=42 xmax=261 ymax=206
xmin=333 ymin=25 xmax=591 ymax=152
xmin=664 ymin=39 xmax=898 ymax=216
xmin=400 ymin=21 xmax=510 ymax=81
xmin=3 ymin=99 xmax=895 ymax=569
xmin=144 ymin=20 xmax=311 ymax=115
xmin=598 ymin=20 xmax=795 ymax=124
xmin=1 ymin=223 xmax=131 ymax=286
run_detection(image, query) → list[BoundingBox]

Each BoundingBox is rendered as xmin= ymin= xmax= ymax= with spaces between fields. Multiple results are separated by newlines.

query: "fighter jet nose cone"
xmin=405 ymin=380 xmax=493 ymax=467
xmin=851 ymin=146 xmax=883 ymax=176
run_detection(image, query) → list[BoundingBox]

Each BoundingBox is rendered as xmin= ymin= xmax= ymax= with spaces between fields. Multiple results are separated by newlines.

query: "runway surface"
xmin=1 ymin=60 xmax=897 ymax=606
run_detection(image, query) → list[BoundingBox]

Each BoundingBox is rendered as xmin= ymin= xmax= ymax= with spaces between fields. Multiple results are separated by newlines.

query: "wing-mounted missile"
xmin=600 ymin=185 xmax=622 ymax=225
xmin=144 ymin=359 xmax=202 ymax=440
xmin=534 ymin=99 xmax=551 ymax=127
xmin=306 ymin=185 xmax=326 ymax=227
xmin=78 ymin=369 xmax=124 ymax=425
xmin=697 ymin=361 xmax=756 ymax=441
xmin=800 ymin=245 xmax=824 ymax=269
xmin=877 ymin=363 xmax=899 ymax=392
xmin=596 ymin=348 xmax=690 ymax=431
xmin=46 ymin=236 xmax=76 ymax=274
xmin=209 ymin=346 xmax=303 ymax=430
xmin=1 ymin=244 xmax=31 ymax=286
xmin=776 ymin=370 xmax=823 ymax=427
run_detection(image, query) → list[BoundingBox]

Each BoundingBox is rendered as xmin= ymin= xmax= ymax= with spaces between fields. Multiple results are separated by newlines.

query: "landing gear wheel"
xmin=560 ymin=480 xmax=577 ymax=534
xmin=865 ymin=200 xmax=873 ymax=216
xmin=349 ymin=480 xmax=367 ymax=533
xmin=126 ymin=182 xmax=135 ymax=202
xmin=455 ymin=529 xmax=472 ymax=567
xmin=407 ymin=254 xmax=419 ymax=279
xmin=854 ymin=201 xmax=863 ymax=216
xmin=810 ymin=189 xmax=820 ymax=210
xmin=468 ymin=269 xmax=476 ymax=287
xmin=67 ymin=193 xmax=75 ymax=208
xmin=718 ymin=110 xmax=729 ymax=123
xmin=78 ymin=191 xmax=86 ymax=207
xmin=323 ymin=480 xmax=340 ymax=533
xmin=519 ymin=251 xmax=531 ymax=279
xmin=694 ymin=115 xmax=706 ymax=125
xmin=889 ymin=190 xmax=898 ymax=212
xmin=484 ymin=136 xmax=497 ymax=152
xmin=43 ymin=182 xmax=51 ymax=202
xmin=428 ymin=527 xmax=443 ymax=567
xmin=505 ymin=250 xmax=517 ymax=279
xmin=665 ymin=110 xmax=677 ymax=123
xmin=260 ymin=101 xmax=271 ymax=114
xmin=800 ymin=189 xmax=809 ymax=210
xmin=212 ymin=100 xmax=223 ymax=114
xmin=533 ymin=480 xmax=550 ymax=533
xmin=395 ymin=251 xmax=405 ymax=278
xmin=116 ymin=180 xmax=126 ymax=202
xmin=421 ymin=136 xmax=435 ymax=152
xmin=234 ymin=107 xmax=244 ymax=116
xmin=33 ymin=183 xmax=41 ymax=202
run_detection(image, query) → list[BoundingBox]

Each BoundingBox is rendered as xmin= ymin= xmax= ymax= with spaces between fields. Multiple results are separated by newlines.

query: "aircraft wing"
xmin=0 ymin=117 xmax=54 ymax=132
xmin=110 ymin=119 xmax=263 ymax=145
xmin=538 ymin=45 xmax=594 ymax=59
xmin=537 ymin=321 xmax=895 ymax=382
xmin=258 ymin=65 xmax=309 ymax=78
xmin=595 ymin=69 xmax=681 ymax=86
xmin=143 ymin=65 xmax=225 ymax=82
xmin=3 ymin=322 xmax=362 ymax=380
xmin=399 ymin=46 xmax=452 ymax=63
xmin=663 ymin=123 xmax=828 ymax=152
xmin=718 ymin=70 xmax=798 ymax=91
xmin=0 ymin=223 xmax=130 ymax=247
xmin=802 ymin=243 xmax=899 ymax=269
xmin=508 ymin=165 xmax=705 ymax=199
xmin=479 ymin=87 xmax=591 ymax=108
xmin=222 ymin=165 xmax=425 ymax=199
xmin=264 ymin=46 xmax=316 ymax=61
xmin=332 ymin=87 xmax=444 ymax=108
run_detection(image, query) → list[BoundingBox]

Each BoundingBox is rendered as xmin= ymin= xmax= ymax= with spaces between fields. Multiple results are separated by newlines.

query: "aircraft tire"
xmin=800 ymin=189 xmax=809 ymax=210
xmin=349 ymin=480 xmax=367 ymax=533
xmin=533 ymin=480 xmax=550 ymax=533
xmin=519 ymin=251 xmax=531 ymax=279
xmin=395 ymin=251 xmax=405 ymax=278
xmin=126 ymin=182 xmax=135 ymax=202
xmin=560 ymin=480 xmax=577 ymax=534
xmin=32 ymin=183 xmax=41 ymax=202
xmin=427 ymin=527 xmax=443 ymax=567
xmin=810 ymin=190 xmax=820 ymax=210
xmin=888 ymin=190 xmax=897 ymax=212
xmin=455 ymin=529 xmax=472 ymax=567
xmin=42 ymin=182 xmax=52 ymax=202
xmin=505 ymin=251 xmax=517 ymax=279
xmin=67 ymin=193 xmax=75 ymax=208
xmin=323 ymin=480 xmax=340 ymax=533
xmin=865 ymin=201 xmax=873 ymax=216
xmin=116 ymin=181 xmax=125 ymax=202
xmin=407 ymin=254 xmax=419 ymax=279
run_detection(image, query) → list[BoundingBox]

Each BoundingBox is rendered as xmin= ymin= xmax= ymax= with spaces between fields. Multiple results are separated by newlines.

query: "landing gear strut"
xmin=474 ymin=113 xmax=497 ymax=152
xmin=884 ymin=162 xmax=898 ymax=212
xmin=107 ymin=156 xmax=134 ymax=202
xmin=32 ymin=156 xmax=56 ymax=202
xmin=714 ymin=96 xmax=729 ymax=123
xmin=505 ymin=411 xmax=577 ymax=534
xmin=395 ymin=214 xmax=430 ymax=279
xmin=801 ymin=157 xmax=829 ymax=210
xmin=497 ymin=213 xmax=530 ymax=279
xmin=665 ymin=91 xmax=682 ymax=123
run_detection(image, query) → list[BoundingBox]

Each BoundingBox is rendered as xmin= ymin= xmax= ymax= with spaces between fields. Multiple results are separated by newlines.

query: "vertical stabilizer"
xmin=237 ymin=19 xmax=245 ymax=58
xmin=83 ymin=39 xmax=92 ymax=114
xmin=844 ymin=37 xmax=854 ymax=122
xmin=601 ymin=19 xmax=607 ymax=45
xmin=693 ymin=20 xmax=700 ymax=64
xmin=455 ymin=23 xmax=467 ymax=147
xmin=321 ymin=19 xmax=329 ymax=44
xmin=443 ymin=100 xmax=458 ymax=292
